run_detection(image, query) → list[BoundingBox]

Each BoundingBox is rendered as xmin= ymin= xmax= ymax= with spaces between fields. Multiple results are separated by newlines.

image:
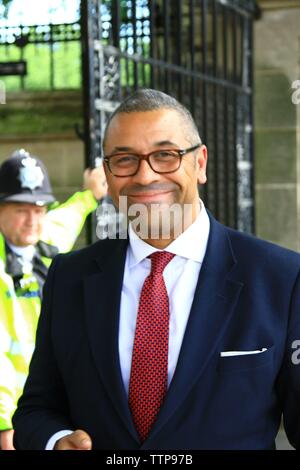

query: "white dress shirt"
xmin=46 ymin=201 xmax=210 ymax=449
xmin=119 ymin=201 xmax=210 ymax=393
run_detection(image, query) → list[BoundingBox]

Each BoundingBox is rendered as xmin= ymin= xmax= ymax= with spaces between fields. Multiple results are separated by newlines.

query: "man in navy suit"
xmin=13 ymin=89 xmax=300 ymax=450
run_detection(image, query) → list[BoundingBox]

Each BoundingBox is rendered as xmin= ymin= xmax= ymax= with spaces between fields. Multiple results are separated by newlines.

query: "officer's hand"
xmin=84 ymin=166 xmax=108 ymax=201
xmin=54 ymin=429 xmax=92 ymax=450
xmin=0 ymin=429 xmax=15 ymax=450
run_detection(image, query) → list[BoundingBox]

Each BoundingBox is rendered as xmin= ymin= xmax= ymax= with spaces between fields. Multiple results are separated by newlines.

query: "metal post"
xmin=80 ymin=0 xmax=102 ymax=242
xmin=236 ymin=13 xmax=254 ymax=233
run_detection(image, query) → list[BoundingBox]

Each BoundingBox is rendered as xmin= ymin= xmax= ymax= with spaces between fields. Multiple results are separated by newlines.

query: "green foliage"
xmin=0 ymin=41 xmax=81 ymax=90
xmin=102 ymin=0 xmax=137 ymax=22
xmin=0 ymin=0 xmax=13 ymax=7
xmin=0 ymin=100 xmax=83 ymax=135
xmin=0 ymin=1 xmax=150 ymax=91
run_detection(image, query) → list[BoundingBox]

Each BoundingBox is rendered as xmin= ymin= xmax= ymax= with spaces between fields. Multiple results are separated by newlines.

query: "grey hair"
xmin=102 ymin=88 xmax=201 ymax=150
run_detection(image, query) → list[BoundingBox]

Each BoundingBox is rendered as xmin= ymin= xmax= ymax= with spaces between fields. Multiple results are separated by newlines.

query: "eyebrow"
xmin=108 ymin=141 xmax=179 ymax=154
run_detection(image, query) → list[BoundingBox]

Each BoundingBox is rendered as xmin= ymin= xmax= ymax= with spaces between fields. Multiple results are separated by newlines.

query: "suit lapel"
xmin=143 ymin=215 xmax=244 ymax=446
xmin=83 ymin=238 xmax=139 ymax=442
xmin=83 ymin=216 xmax=244 ymax=446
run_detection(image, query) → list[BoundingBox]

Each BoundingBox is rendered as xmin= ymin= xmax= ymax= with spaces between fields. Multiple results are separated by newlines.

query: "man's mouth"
xmin=126 ymin=190 xmax=173 ymax=203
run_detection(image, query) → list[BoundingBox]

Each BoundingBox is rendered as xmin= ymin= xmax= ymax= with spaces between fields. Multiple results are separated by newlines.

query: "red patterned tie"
xmin=128 ymin=251 xmax=175 ymax=442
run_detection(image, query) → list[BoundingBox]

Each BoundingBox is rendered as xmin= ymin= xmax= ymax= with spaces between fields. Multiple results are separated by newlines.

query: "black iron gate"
xmin=81 ymin=0 xmax=255 ymax=241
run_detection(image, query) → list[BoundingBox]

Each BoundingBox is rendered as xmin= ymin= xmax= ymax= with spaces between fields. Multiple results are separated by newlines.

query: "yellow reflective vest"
xmin=0 ymin=190 xmax=97 ymax=430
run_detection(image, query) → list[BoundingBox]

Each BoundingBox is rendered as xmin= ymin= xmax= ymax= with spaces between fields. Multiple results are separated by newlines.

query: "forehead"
xmin=104 ymin=109 xmax=189 ymax=149
xmin=0 ymin=202 xmax=45 ymax=213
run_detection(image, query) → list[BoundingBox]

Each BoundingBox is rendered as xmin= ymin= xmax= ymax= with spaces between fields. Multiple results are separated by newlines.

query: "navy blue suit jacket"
xmin=13 ymin=214 xmax=300 ymax=449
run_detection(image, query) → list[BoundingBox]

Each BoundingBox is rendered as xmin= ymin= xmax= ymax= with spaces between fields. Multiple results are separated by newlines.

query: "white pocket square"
xmin=220 ymin=348 xmax=267 ymax=357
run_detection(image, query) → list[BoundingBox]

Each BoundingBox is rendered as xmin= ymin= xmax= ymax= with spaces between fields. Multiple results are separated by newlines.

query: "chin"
xmin=20 ymin=236 xmax=39 ymax=246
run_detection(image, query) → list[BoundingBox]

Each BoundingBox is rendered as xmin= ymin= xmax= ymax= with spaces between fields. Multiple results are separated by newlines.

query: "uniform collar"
xmin=6 ymin=242 xmax=35 ymax=261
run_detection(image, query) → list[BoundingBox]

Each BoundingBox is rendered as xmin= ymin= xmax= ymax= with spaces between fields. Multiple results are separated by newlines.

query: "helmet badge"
xmin=19 ymin=156 xmax=44 ymax=191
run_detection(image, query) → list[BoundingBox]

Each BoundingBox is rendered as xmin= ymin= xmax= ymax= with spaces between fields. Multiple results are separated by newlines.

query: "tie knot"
xmin=149 ymin=251 xmax=175 ymax=274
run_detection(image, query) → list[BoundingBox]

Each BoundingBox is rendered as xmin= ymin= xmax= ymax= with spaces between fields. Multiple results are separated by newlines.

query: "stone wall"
xmin=254 ymin=3 xmax=300 ymax=250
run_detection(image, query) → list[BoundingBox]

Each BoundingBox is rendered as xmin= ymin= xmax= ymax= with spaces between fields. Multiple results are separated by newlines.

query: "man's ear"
xmin=197 ymin=145 xmax=208 ymax=185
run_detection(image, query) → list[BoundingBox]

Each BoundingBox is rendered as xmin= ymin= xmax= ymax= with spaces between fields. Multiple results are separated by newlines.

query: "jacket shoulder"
xmin=225 ymin=224 xmax=300 ymax=271
xmin=52 ymin=237 xmax=127 ymax=277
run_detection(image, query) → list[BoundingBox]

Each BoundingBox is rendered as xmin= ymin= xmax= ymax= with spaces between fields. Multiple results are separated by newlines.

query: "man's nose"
xmin=26 ymin=211 xmax=38 ymax=225
xmin=131 ymin=158 xmax=160 ymax=185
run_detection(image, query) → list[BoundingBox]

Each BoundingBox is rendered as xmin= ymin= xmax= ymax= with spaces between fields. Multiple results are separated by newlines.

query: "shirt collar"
xmin=127 ymin=200 xmax=210 ymax=268
xmin=6 ymin=241 xmax=35 ymax=261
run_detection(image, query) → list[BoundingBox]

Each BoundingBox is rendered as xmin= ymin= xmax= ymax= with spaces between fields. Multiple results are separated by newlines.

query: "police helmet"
xmin=0 ymin=149 xmax=56 ymax=206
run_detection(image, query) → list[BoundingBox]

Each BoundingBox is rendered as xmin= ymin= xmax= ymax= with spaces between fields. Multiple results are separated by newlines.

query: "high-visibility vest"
xmin=0 ymin=190 xmax=97 ymax=430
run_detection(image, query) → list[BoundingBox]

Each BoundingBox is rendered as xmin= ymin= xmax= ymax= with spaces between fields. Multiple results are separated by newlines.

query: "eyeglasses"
xmin=103 ymin=143 xmax=202 ymax=177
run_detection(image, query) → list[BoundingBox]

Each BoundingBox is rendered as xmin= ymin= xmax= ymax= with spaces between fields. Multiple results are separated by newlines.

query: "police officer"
xmin=0 ymin=149 xmax=107 ymax=450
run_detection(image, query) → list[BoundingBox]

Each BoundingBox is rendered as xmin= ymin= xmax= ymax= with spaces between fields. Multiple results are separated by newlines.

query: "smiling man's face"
xmin=103 ymin=109 xmax=207 ymax=240
xmin=0 ymin=202 xmax=46 ymax=247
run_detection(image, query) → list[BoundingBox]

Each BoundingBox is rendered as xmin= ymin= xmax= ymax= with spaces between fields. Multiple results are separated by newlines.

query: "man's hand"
xmin=0 ymin=429 xmax=15 ymax=450
xmin=54 ymin=429 xmax=92 ymax=450
xmin=84 ymin=166 xmax=108 ymax=201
